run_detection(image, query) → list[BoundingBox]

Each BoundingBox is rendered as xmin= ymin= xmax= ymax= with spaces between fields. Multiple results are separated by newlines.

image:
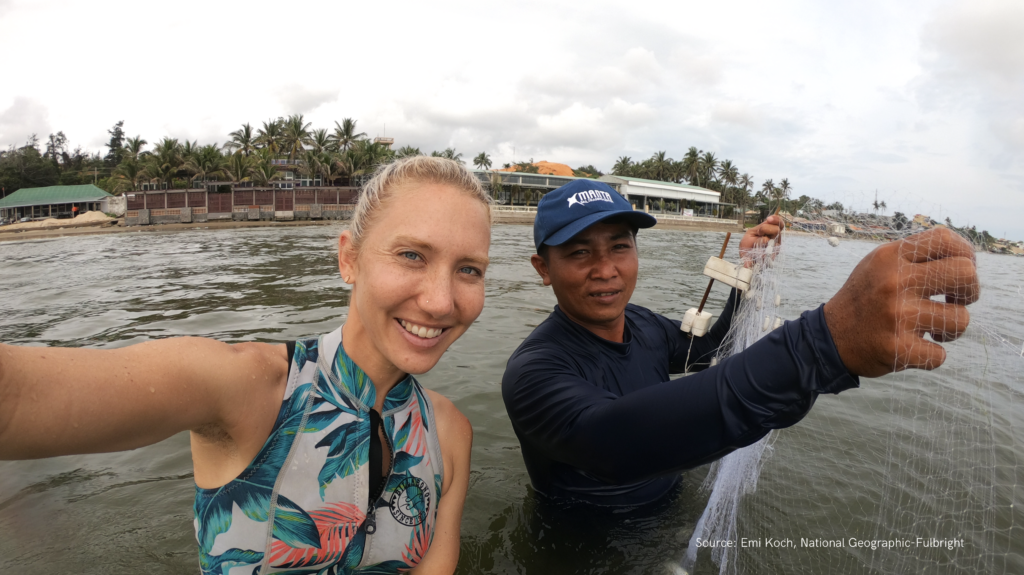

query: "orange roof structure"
xmin=498 ymin=161 xmax=575 ymax=177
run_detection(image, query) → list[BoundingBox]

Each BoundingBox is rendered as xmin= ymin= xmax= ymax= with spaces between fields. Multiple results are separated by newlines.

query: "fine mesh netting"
xmin=675 ymin=203 xmax=1024 ymax=575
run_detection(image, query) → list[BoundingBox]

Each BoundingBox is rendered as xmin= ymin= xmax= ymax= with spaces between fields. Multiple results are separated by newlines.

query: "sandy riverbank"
xmin=0 ymin=218 xmax=347 ymax=243
xmin=1 ymin=211 xmax=743 ymax=243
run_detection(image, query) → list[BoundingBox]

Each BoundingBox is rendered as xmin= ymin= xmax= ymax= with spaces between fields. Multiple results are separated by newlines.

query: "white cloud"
xmin=0 ymin=97 xmax=50 ymax=146
xmin=918 ymin=0 xmax=1024 ymax=161
xmin=276 ymin=85 xmax=340 ymax=116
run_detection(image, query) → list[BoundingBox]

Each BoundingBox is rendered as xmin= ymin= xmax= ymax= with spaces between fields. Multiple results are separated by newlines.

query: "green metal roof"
xmin=0 ymin=184 xmax=112 ymax=209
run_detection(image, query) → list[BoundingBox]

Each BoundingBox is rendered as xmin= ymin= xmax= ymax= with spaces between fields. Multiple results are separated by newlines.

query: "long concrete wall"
xmin=125 ymin=204 xmax=354 ymax=227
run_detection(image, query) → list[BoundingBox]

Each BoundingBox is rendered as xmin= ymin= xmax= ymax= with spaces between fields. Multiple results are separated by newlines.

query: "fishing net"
xmin=675 ymin=203 xmax=1024 ymax=575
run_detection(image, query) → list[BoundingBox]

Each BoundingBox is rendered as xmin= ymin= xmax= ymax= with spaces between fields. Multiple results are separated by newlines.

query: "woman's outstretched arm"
xmin=0 ymin=338 xmax=288 ymax=462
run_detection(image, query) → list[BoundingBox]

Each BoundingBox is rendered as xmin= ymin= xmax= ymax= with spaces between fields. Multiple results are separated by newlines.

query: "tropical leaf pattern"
xmin=193 ymin=328 xmax=443 ymax=574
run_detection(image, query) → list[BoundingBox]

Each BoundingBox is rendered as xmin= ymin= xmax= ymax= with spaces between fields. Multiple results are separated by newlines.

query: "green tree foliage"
xmin=473 ymin=152 xmax=492 ymax=170
xmin=506 ymin=158 xmax=539 ymax=173
xmin=573 ymin=164 xmax=603 ymax=178
xmin=123 ymin=136 xmax=147 ymax=162
xmin=309 ymin=129 xmax=333 ymax=154
xmin=225 ymin=124 xmax=256 ymax=157
xmin=105 ymin=121 xmax=126 ymax=166
xmin=330 ymin=118 xmax=366 ymax=152
xmin=431 ymin=148 xmax=464 ymax=164
xmin=1 ymin=136 xmax=58 ymax=193
xmin=223 ymin=152 xmax=252 ymax=183
xmin=282 ymin=114 xmax=312 ymax=162
xmin=256 ymin=119 xmax=284 ymax=155
xmin=143 ymin=138 xmax=184 ymax=188
xmin=182 ymin=144 xmax=226 ymax=185
xmin=395 ymin=146 xmax=422 ymax=159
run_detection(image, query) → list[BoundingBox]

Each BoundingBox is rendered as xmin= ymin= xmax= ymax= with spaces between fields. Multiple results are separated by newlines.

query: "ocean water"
xmin=0 ymin=224 xmax=1021 ymax=574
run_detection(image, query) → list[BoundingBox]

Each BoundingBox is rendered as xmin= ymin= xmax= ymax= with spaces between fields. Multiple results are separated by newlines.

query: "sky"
xmin=1 ymin=0 xmax=1022 ymax=238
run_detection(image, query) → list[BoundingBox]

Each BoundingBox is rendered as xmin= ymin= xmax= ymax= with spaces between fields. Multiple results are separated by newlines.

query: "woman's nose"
xmin=420 ymin=272 xmax=455 ymax=317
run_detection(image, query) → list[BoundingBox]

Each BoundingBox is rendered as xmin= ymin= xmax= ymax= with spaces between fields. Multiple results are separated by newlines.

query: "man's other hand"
xmin=740 ymin=215 xmax=783 ymax=266
xmin=823 ymin=227 xmax=980 ymax=378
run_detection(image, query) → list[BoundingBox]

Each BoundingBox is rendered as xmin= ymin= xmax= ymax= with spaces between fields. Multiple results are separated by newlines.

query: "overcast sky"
xmin=1 ymin=0 xmax=1022 ymax=237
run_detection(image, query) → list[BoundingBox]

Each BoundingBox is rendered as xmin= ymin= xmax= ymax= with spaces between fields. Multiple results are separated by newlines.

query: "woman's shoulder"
xmin=422 ymin=388 xmax=472 ymax=443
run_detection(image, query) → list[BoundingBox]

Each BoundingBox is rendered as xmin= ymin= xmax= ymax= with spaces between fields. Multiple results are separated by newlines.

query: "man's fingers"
xmin=895 ymin=335 xmax=947 ymax=371
xmin=901 ymin=256 xmax=980 ymax=304
xmin=900 ymin=227 xmax=976 ymax=264
xmin=901 ymin=299 xmax=971 ymax=343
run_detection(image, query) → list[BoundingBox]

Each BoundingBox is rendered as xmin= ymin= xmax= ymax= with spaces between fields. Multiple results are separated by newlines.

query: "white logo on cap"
xmin=566 ymin=190 xmax=614 ymax=208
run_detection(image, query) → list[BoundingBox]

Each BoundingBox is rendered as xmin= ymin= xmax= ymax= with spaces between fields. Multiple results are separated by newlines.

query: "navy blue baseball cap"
xmin=533 ymin=179 xmax=657 ymax=250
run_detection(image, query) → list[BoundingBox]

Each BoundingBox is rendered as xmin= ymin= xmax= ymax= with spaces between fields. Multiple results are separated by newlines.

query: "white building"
xmin=598 ymin=175 xmax=730 ymax=218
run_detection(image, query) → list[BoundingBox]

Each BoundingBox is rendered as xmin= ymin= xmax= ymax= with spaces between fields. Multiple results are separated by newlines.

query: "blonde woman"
xmin=0 ymin=157 xmax=491 ymax=574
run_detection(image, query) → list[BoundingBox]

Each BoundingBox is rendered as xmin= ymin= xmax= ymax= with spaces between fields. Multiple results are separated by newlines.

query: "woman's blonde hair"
xmin=348 ymin=156 xmax=492 ymax=249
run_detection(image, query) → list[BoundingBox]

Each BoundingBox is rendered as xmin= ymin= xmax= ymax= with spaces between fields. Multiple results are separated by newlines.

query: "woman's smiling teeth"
xmin=400 ymin=319 xmax=443 ymax=339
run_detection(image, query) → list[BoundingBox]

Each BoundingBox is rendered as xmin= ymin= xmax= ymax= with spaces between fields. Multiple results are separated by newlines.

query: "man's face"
xmin=530 ymin=221 xmax=638 ymax=338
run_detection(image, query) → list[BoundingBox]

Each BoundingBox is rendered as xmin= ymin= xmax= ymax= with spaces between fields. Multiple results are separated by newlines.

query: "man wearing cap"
xmin=501 ymin=179 xmax=978 ymax=507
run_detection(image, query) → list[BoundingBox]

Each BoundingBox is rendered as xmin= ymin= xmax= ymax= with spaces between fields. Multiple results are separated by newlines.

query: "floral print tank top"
xmin=193 ymin=327 xmax=444 ymax=574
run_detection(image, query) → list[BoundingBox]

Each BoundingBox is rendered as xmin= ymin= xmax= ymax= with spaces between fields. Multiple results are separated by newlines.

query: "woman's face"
xmin=339 ymin=182 xmax=490 ymax=380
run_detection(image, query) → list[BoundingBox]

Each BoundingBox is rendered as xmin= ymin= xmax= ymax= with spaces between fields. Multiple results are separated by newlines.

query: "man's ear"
xmin=530 ymin=253 xmax=552 ymax=287
xmin=338 ymin=230 xmax=358 ymax=284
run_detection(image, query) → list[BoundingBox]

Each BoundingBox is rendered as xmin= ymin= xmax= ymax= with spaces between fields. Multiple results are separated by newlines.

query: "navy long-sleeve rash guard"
xmin=501 ymin=291 xmax=859 ymax=507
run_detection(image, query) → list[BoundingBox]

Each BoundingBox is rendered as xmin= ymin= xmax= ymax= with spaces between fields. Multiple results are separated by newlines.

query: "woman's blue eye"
xmin=403 ymin=252 xmax=421 ymax=261
xmin=460 ymin=266 xmax=481 ymax=276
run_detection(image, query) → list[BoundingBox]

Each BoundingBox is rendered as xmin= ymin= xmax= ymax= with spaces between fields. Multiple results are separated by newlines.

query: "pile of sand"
xmin=497 ymin=161 xmax=576 ymax=177
xmin=71 ymin=211 xmax=113 ymax=224
xmin=2 ymin=211 xmax=114 ymax=232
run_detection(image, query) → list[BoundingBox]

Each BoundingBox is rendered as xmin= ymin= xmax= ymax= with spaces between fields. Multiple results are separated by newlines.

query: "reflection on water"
xmin=0 ymin=225 xmax=1022 ymax=574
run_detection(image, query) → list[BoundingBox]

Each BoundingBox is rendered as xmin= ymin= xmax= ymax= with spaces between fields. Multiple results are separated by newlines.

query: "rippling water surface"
xmin=1 ymin=225 xmax=1022 ymax=574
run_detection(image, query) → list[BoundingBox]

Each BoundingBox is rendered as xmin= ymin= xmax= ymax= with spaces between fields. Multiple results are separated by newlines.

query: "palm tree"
xmin=180 ymin=140 xmax=200 ymax=163
xmin=612 ymin=156 xmax=633 ymax=176
xmin=123 ymin=136 xmax=147 ymax=162
xmin=682 ymin=147 xmax=701 ymax=185
xmin=330 ymin=118 xmax=366 ymax=152
xmin=256 ymin=119 xmax=284 ymax=155
xmin=182 ymin=144 xmax=226 ymax=185
xmin=311 ymin=151 xmax=342 ymax=186
xmin=778 ymin=178 xmax=792 ymax=205
xmin=738 ymin=173 xmax=753 ymax=220
xmin=718 ymin=160 xmax=739 ymax=189
xmin=250 ymin=155 xmax=280 ymax=187
xmin=651 ymin=151 xmax=670 ymax=182
xmin=224 ymin=152 xmax=253 ymax=183
xmin=143 ymin=138 xmax=183 ymax=188
xmin=699 ymin=151 xmax=718 ymax=187
xmin=111 ymin=158 xmax=144 ymax=192
xmin=299 ymin=149 xmax=324 ymax=182
xmin=431 ymin=147 xmax=463 ymax=164
xmin=309 ymin=128 xmax=333 ymax=154
xmin=473 ymin=152 xmax=492 ymax=170
xmin=282 ymin=114 xmax=312 ymax=162
xmin=489 ymin=172 xmax=505 ymax=203
xmin=225 ymin=123 xmax=257 ymax=156
xmin=395 ymin=146 xmax=421 ymax=159
xmin=739 ymin=173 xmax=753 ymax=196
xmin=251 ymin=163 xmax=280 ymax=187
xmin=872 ymin=198 xmax=888 ymax=216
xmin=348 ymin=140 xmax=395 ymax=175
xmin=759 ymin=179 xmax=775 ymax=206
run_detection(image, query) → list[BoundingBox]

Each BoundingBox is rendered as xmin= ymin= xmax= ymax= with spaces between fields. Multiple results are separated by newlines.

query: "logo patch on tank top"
xmin=389 ymin=476 xmax=430 ymax=527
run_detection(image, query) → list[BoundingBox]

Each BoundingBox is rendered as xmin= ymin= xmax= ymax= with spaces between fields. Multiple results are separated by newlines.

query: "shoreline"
xmin=0 ymin=213 xmax=743 ymax=243
xmin=0 ymin=218 xmax=346 ymax=243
